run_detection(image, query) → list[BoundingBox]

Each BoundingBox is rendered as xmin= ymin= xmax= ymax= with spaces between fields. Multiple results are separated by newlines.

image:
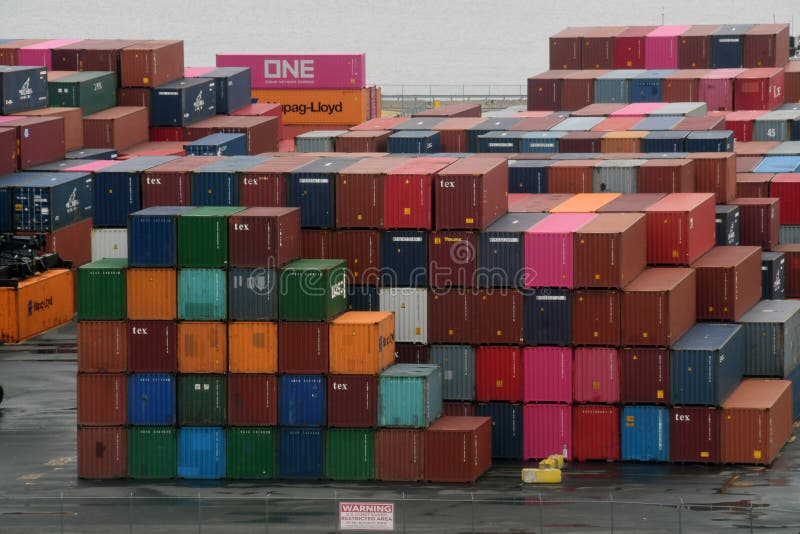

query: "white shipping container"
xmin=378 ymin=287 xmax=428 ymax=344
xmin=91 ymin=229 xmax=128 ymax=261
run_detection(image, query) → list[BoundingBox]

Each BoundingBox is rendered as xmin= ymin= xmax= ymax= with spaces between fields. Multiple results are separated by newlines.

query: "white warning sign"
xmin=339 ymin=502 xmax=394 ymax=531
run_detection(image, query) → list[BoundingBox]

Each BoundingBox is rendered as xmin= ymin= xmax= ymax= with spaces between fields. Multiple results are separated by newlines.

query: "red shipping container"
xmin=184 ymin=115 xmax=279 ymax=154
xmin=662 ymin=69 xmax=710 ymax=102
xmin=645 ymin=193 xmax=716 ymax=265
xmin=19 ymin=107 xmax=83 ymax=152
xmin=678 ymin=25 xmax=720 ymax=69
xmin=150 ymin=127 xmax=185 ymax=142
xmin=699 ymin=69 xmax=746 ymax=112
xmin=77 ymin=321 xmax=127 ymax=373
xmin=583 ymin=27 xmax=627 ymax=69
xmin=620 ymin=348 xmax=669 ymax=404
xmin=350 ymin=117 xmax=407 ymax=131
xmin=474 ymin=290 xmax=524 ymax=345
xmin=736 ymin=173 xmax=772 ymax=198
xmin=336 ymin=157 xmax=409 ymax=228
xmin=227 ymin=374 xmax=277 ymax=426
xmin=19 ymin=217 xmax=93 ymax=267
xmin=77 ymin=373 xmax=126 ymax=426
xmin=688 ymin=153 xmax=737 ymax=204
xmin=428 ymin=289 xmax=474 ymax=344
xmin=508 ymin=193 xmax=574 ymax=213
xmin=786 ymin=61 xmax=800 ymax=103
xmin=428 ymin=231 xmax=477 ymax=288
xmin=442 ymin=402 xmax=476 ymax=416
xmin=1 ymin=116 xmax=65 ymax=170
xmin=140 ymin=155 xmax=221 ymax=207
xmin=384 ymin=157 xmax=455 ymax=229
xmin=743 ymin=24 xmax=790 ymax=68
xmin=773 ymin=244 xmax=800 ymax=298
xmin=239 ymin=155 xmax=316 ymax=208
xmin=523 ymin=346 xmax=572 ymax=403
xmin=83 ymin=106 xmax=149 ymax=151
xmin=670 ymin=406 xmax=720 ymax=463
xmin=475 ymin=346 xmax=522 ymax=402
xmin=674 ymin=115 xmax=725 ymax=131
xmin=548 ymin=161 xmax=597 ymax=194
xmin=621 ymin=267 xmax=697 ymax=347
xmin=120 ymin=40 xmax=184 ymax=88
xmin=327 ymin=374 xmax=377 ymax=427
xmin=729 ymin=197 xmax=780 ymax=250
xmin=0 ymin=127 xmax=15 ymax=174
xmin=573 ymin=213 xmax=647 ymax=288
xmin=573 ymin=347 xmax=620 ymax=403
xmin=432 ymin=117 xmax=486 ymax=152
xmin=334 ymin=130 xmax=390 ymax=152
xmin=278 ymin=322 xmax=329 ymax=374
xmin=559 ymin=131 xmax=604 ymax=153
xmin=523 ymin=404 xmax=572 ymax=460
xmin=228 ymin=207 xmax=301 ymax=268
xmin=527 ymin=70 xmax=573 ymax=111
xmin=300 ymin=229 xmax=334 ymax=259
xmin=614 ymin=26 xmax=656 ymax=69
xmin=77 ymin=427 xmax=127 ymax=479
xmin=725 ymin=110 xmax=768 ymax=142
xmin=127 ymin=320 xmax=177 ymax=373
xmin=734 ymin=68 xmax=785 ymax=111
xmin=424 ymin=416 xmax=492 ymax=483
xmin=73 ymin=39 xmax=141 ymax=73
xmin=375 ymin=429 xmax=425 ymax=481
xmin=331 ymin=230 xmax=381 ymax=286
xmin=117 ymin=87 xmax=151 ymax=110
xmin=435 ymin=157 xmax=507 ymax=230
xmin=572 ymin=404 xmax=620 ymax=461
xmin=549 ymin=27 xmax=584 ymax=70
xmin=510 ymin=116 xmax=567 ymax=132
xmin=692 ymin=246 xmax=762 ymax=321
xmin=571 ymin=290 xmax=621 ymax=346
xmin=233 ymin=103 xmax=283 ymax=140
xmin=768 ymin=174 xmax=800 ymax=224
xmin=394 ymin=343 xmax=429 ymax=364
xmin=571 ymin=103 xmax=626 ymax=117
xmin=561 ymin=71 xmax=605 ymax=111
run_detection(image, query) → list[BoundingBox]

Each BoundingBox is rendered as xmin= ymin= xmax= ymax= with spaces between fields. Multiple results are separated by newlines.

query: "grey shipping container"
xmin=377 ymin=287 xmax=428 ymax=344
xmin=592 ymin=160 xmax=643 ymax=193
xmin=228 ymin=268 xmax=278 ymax=321
xmin=780 ymin=225 xmax=800 ymax=243
xmin=762 ymin=252 xmax=786 ymax=300
xmin=595 ymin=70 xmax=646 ymax=103
xmin=552 ymin=117 xmax=605 ymax=131
xmin=631 ymin=116 xmax=684 ymax=131
xmin=753 ymin=111 xmax=800 ymax=142
xmin=428 ymin=345 xmax=476 ymax=401
xmin=767 ymin=142 xmax=800 ymax=156
xmin=295 ymin=130 xmax=348 ymax=153
xmin=738 ymin=299 xmax=800 ymax=377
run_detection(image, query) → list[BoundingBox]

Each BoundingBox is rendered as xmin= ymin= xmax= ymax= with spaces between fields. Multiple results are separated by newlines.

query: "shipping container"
xmin=734 ymin=68 xmax=785 ymax=111
xmin=279 ymin=259 xmax=347 ymax=321
xmin=737 ymin=299 xmax=800 ymax=377
xmin=629 ymin=70 xmax=675 ymax=103
xmin=0 ymin=65 xmax=48 ymax=114
xmin=347 ymin=284 xmax=379 ymax=312
xmin=295 ymin=130 xmax=346 ymax=153
xmin=517 ymin=131 xmax=565 ymax=154
xmin=744 ymin=24 xmax=790 ymax=68
xmin=5 ymin=171 xmax=88 ymax=234
xmin=620 ymin=405 xmax=669 ymax=461
xmin=640 ymin=131 xmax=688 ymax=153
xmin=595 ymin=193 xmax=666 ymax=213
xmin=177 ymin=321 xmax=226 ymax=374
xmin=17 ymin=216 xmax=92 ymax=267
xmin=127 ymin=374 xmax=175 ymax=425
xmin=380 ymin=230 xmax=428 ymax=287
xmin=251 ymin=87 xmax=371 ymax=125
xmin=663 ymin=69 xmax=708 ymax=102
xmin=335 ymin=157 xmax=407 ymax=229
xmin=278 ymin=321 xmax=328 ymax=374
xmin=49 ymin=71 xmax=116 ymax=116
xmin=424 ymin=416 xmax=491 ymax=482
xmin=228 ymin=268 xmax=278 ymax=322
xmin=546 ymin=161 xmax=595 ymax=194
xmin=507 ymin=160 xmax=552 ymax=194
xmin=329 ymin=311 xmax=394 ymax=375
xmin=77 ymin=258 xmax=126 ymax=320
xmin=475 ymin=402 xmax=522 ymax=460
xmin=428 ymin=230 xmax=477 ymax=288
xmin=669 ymin=405 xmax=722 ymax=464
xmin=594 ymin=70 xmax=642 ymax=104
xmin=559 ymin=131 xmax=604 ymax=154
xmin=699 ymin=69 xmax=746 ymax=112
xmin=226 ymin=207 xmax=300 ymax=268
xmin=177 ymin=206 xmax=244 ymax=268
xmin=573 ymin=347 xmax=620 ymax=403
xmin=226 ymin=427 xmax=275 ymax=479
xmin=177 ymin=427 xmax=225 ymax=479
xmin=374 ymin=429 xmax=424 ymax=481
xmin=377 ymin=288 xmax=427 ymax=344
xmin=478 ymin=131 xmax=526 ymax=153
xmin=414 ymin=103 xmax=482 ymax=118
xmin=581 ymin=27 xmax=627 ymax=69
xmin=127 ymin=207 xmax=193 ymax=267
xmin=710 ymin=25 xmax=751 ymax=68
xmin=613 ymin=26 xmax=655 ymax=69
xmin=335 ymin=130 xmax=391 ymax=153
xmin=686 ymin=152 xmax=736 ymax=204
xmin=522 ymin=404 xmax=571 ymax=461
xmin=383 ymin=157 xmax=455 ymax=229
xmin=599 ymin=134 xmax=647 ymax=155
xmin=331 ymin=230 xmax=380 ymax=286
xmin=573 ymin=213 xmax=646 ymax=288
xmin=138 ymin=156 xmax=215 ymax=207
xmin=572 ymin=404 xmax=620 ymax=461
xmin=77 ymin=321 xmax=127 ymax=373
xmin=522 ymin=346 xmax=572 ymax=403
xmin=278 ymin=428 xmax=324 ymax=479
xmin=127 ymin=320 xmax=177 ymax=373
xmin=93 ymin=157 xmax=170 ymax=228
xmin=191 ymin=156 xmax=267 ymax=207
xmin=395 ymin=343 xmax=429 ymax=364
xmin=78 ymin=427 xmax=126 ymax=479
xmin=120 ymin=40 xmax=183 ymax=88
xmin=474 ymin=289 xmax=525 ymax=345
xmin=729 ymin=198 xmax=780 ymax=250
xmin=185 ymin=115 xmax=279 ymax=154
xmin=177 ymin=374 xmax=226 ymax=426
xmin=387 ymin=130 xmax=441 ymax=154
xmin=184 ymin=133 xmax=247 ymax=156
xmin=524 ymin=288 xmax=572 ymax=346
xmin=0 ymin=39 xmax=48 ymax=66
xmin=762 ymin=251 xmax=786 ymax=300
xmin=325 ymin=428 xmax=374 ymax=480
xmin=327 ymin=375 xmax=377 ymax=428
xmin=479 ymin=213 xmax=547 ymax=288
xmin=199 ymin=66 xmax=251 ymax=114
xmin=619 ymin=347 xmax=669 ymax=404
xmin=379 ymin=364 xmax=442 ymax=428
xmin=227 ymin=321 xmax=277 ymax=374
xmin=645 ymin=193 xmax=716 ymax=265
xmin=770 ymin=173 xmax=800 ymax=224
xmin=286 ymin=157 xmax=352 ymax=228
xmin=571 ymin=289 xmax=621 ymax=346
xmin=466 ymin=118 xmax=523 ymax=152
xmin=549 ymin=27 xmax=584 ymax=69
xmin=645 ymin=25 xmax=692 ymax=68
xmin=524 ymin=213 xmax=596 ymax=287
xmin=236 ymin=155 xmax=312 ymax=207
xmin=475 ymin=346 xmax=522 ymax=402
xmin=227 ymin=374 xmax=277 ymax=426
xmin=77 ymin=373 xmax=126 ymax=426
xmin=278 ymin=374 xmax=326 ymax=426
xmin=434 ymin=157 xmax=507 ymax=231
xmin=83 ymin=106 xmax=149 ymax=151
xmin=428 ymin=345 xmax=475 ymax=401
xmin=752 ymin=110 xmax=800 ymax=142
xmin=428 ymin=289 xmax=474 ymax=344
xmin=691 ymin=246 xmax=762 ymax=321
xmin=177 ymin=269 xmax=225 ymax=321
xmin=19 ymin=107 xmax=82 ymax=153
xmin=508 ymin=193 xmax=573 ymax=213
xmin=217 ymin=53 xmax=364 ymax=89
xmin=127 ymin=426 xmax=177 ymax=479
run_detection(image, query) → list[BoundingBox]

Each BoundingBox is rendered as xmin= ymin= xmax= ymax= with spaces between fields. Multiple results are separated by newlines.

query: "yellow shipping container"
xmin=329 ymin=311 xmax=395 ymax=374
xmin=251 ymin=88 xmax=370 ymax=125
xmin=0 ymin=269 xmax=74 ymax=343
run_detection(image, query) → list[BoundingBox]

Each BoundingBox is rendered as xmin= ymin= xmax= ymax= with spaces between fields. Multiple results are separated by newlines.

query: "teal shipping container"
xmin=178 ymin=269 xmax=227 ymax=320
xmin=177 ymin=427 xmax=226 ymax=479
xmin=378 ymin=364 xmax=442 ymax=428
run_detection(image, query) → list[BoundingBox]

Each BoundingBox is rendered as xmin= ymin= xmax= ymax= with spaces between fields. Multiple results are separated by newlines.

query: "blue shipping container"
xmin=127 ymin=374 xmax=175 ymax=425
xmin=714 ymin=205 xmax=739 ymax=246
xmin=594 ymin=70 xmax=646 ymax=104
xmin=788 ymin=363 xmax=800 ymax=421
xmin=178 ymin=269 xmax=227 ymax=320
xmin=479 ymin=213 xmax=548 ymax=288
xmin=685 ymin=131 xmax=734 ymax=152
xmin=670 ymin=323 xmax=745 ymax=405
xmin=205 ymin=67 xmax=252 ymax=114
xmin=621 ymin=406 xmax=669 ymax=462
xmin=387 ymin=130 xmax=441 ymax=154
xmin=524 ymin=288 xmax=571 ymax=346
xmin=191 ymin=155 xmax=270 ymax=207
xmin=476 ymin=402 xmax=523 ymax=460
xmin=428 ymin=345 xmax=476 ymax=401
xmin=629 ymin=70 xmax=675 ymax=103
xmin=467 ymin=118 xmax=524 ymax=152
xmin=0 ymin=182 xmax=11 ymax=233
xmin=380 ymin=230 xmax=428 ymax=287
xmin=65 ymin=148 xmax=118 ymax=160
xmin=94 ymin=157 xmax=178 ymax=227
xmin=184 ymin=133 xmax=248 ymax=156
xmin=228 ymin=267 xmax=278 ymax=321
xmin=7 ymin=172 xmax=92 ymax=232
xmin=710 ymin=25 xmax=751 ymax=68
xmin=0 ymin=66 xmax=48 ymax=114
xmin=761 ymin=252 xmax=786 ymax=300
xmin=347 ymin=285 xmax=380 ymax=311
xmin=128 ymin=206 xmax=195 ymax=267
xmin=177 ymin=427 xmax=226 ymax=479
xmin=752 ymin=156 xmax=800 ymax=174
xmin=392 ymin=117 xmax=446 ymax=130
xmin=288 ymin=157 xmax=354 ymax=228
xmin=792 ymin=119 xmax=800 ymax=141
xmin=278 ymin=428 xmax=324 ymax=479
xmin=151 ymin=78 xmax=216 ymax=127
xmin=508 ymin=160 xmax=553 ymax=193
xmin=518 ymin=131 xmax=567 ymax=153
xmin=478 ymin=131 xmax=525 ymax=153
xmin=279 ymin=375 xmax=326 ymax=427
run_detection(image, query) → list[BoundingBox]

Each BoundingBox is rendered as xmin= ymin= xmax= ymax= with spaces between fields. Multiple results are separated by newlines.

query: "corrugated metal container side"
xmin=184 ymin=115 xmax=279 ymax=154
xmin=238 ymin=156 xmax=315 ymax=208
xmin=383 ymin=157 xmax=456 ymax=230
xmin=720 ymin=379 xmax=792 ymax=465
xmin=251 ymin=88 xmax=371 ymax=125
xmin=177 ymin=269 xmax=226 ymax=321
xmin=227 ymin=321 xmax=277 ymax=373
xmin=475 ymin=346 xmax=523 ymax=402
xmin=752 ymin=111 xmax=800 ymax=142
xmin=395 ymin=343 xmax=429 ymax=364
xmin=77 ymin=373 xmax=127 ymax=426
xmin=228 ymin=207 xmax=300 ymax=268
xmin=428 ymin=345 xmax=475 ymax=401
xmin=786 ymin=61 xmax=800 ymax=103
xmin=645 ymin=193 xmax=716 ymax=265
xmin=734 ymin=68 xmax=785 ymax=111
xmin=550 ymin=27 xmax=584 ymax=69
xmin=278 ymin=321 xmax=329 ymax=374
xmin=428 ymin=289 xmax=474 ymax=343
xmin=508 ymin=160 xmax=552 ymax=194
xmin=687 ymin=149 xmax=739 ymax=202
xmin=278 ymin=428 xmax=324 ymax=479
xmin=327 ymin=375 xmax=377 ymax=428
xmin=432 ymin=117 xmax=486 ymax=152
xmin=640 ymin=131 xmax=689 ymax=154
xmin=140 ymin=156 xmax=220 ymax=208
xmin=442 ymin=402 xmax=476 ymax=417
xmin=325 ymin=428 xmax=375 ymax=480
xmin=77 ymin=258 xmax=127 ymax=320
xmin=128 ymin=207 xmax=194 ymax=267
xmin=387 ymin=130 xmax=441 ymax=154
xmin=761 ymin=251 xmax=786 ymax=300
xmin=711 ymin=25 xmax=752 ymax=68
xmin=730 ymin=198 xmax=780 ymax=250
xmin=528 ymin=71 xmax=569 ymax=111
xmin=738 ymin=299 xmax=800 ymax=377
xmin=573 ymin=213 xmax=646 ymax=288
xmin=380 ymin=230 xmax=428 ymax=287
xmin=479 ymin=213 xmax=547 ymax=288
xmin=594 ymin=70 xmax=642 ymax=104
xmin=465 ymin=119 xmax=522 ymax=152
xmin=120 ymin=40 xmax=184 ymax=88
xmin=523 ymin=403 xmax=572 ymax=460
xmin=335 ymin=157 xmax=409 ymax=228
xmin=518 ymin=131 xmax=566 ymax=154
xmin=127 ymin=374 xmax=175 ymax=426
xmin=128 ymin=426 xmax=177 ymax=479
xmin=571 ymin=289 xmax=621 ymax=346
xmin=0 ymin=65 xmax=48 ymax=113
xmin=546 ymin=161 xmax=596 ymax=194
xmin=329 ymin=311 xmax=395 ymax=375
xmin=573 ymin=347 xmax=620 ymax=403
xmin=48 ymin=71 xmax=116 ymax=116
xmin=770 ymin=173 xmax=800 ymax=224
xmin=715 ymin=205 xmax=740 ymax=246
xmin=646 ymin=26 xmax=692 ymax=69
xmin=523 ymin=346 xmax=572 ymax=403
xmin=295 ymin=130 xmax=347 ymax=153
xmin=692 ymin=246 xmax=762 ymax=321
xmin=177 ymin=427 xmax=225 ymax=480
xmin=9 ymin=171 xmax=90 ymax=233
xmin=77 ymin=321 xmax=127 ymax=373
xmin=83 ymin=106 xmax=150 ymax=151
xmin=288 ymin=157 xmax=354 ymax=228
xmin=378 ymin=288 xmax=427 ymax=344
xmin=629 ymin=70 xmax=674 ymax=102
xmin=560 ymin=71 xmax=604 ymax=111
xmin=573 ymin=404 xmax=621 ymax=461
xmin=379 ymin=364 xmax=443 ymax=428
xmin=217 ymin=53 xmax=365 ymax=89
xmin=524 ymin=213 xmax=596 ymax=287
xmin=128 ymin=320 xmax=177 ymax=373
xmin=226 ymin=427 xmax=276 ymax=480
xmin=177 ymin=322 xmax=226 ymax=374
xmin=331 ymin=230 xmax=381 ymax=286
xmin=424 ymin=416 xmax=492 ymax=483
xmin=77 ymin=427 xmax=127 ymax=479
xmin=670 ymin=323 xmax=746 ymax=406
xmin=743 ymin=24 xmax=790 ymax=68
xmin=184 ymin=133 xmax=247 ymax=156
xmin=278 ymin=259 xmax=347 ymax=322
xmin=20 ymin=106 xmax=84 ymax=152
xmin=599 ymin=133 xmax=647 ymax=155
xmin=789 ymin=363 xmax=800 ymax=421
xmin=670 ymin=406 xmax=721 ymax=463
xmin=620 ymin=348 xmax=669 ymax=404
xmin=228 ymin=268 xmax=278 ymax=321
xmin=699 ymin=68 xmax=747 ymax=111
xmin=434 ymin=157 xmax=508 ymax=231
xmin=375 ymin=429 xmax=424 ymax=481
xmin=663 ymin=69 xmax=709 ymax=101
xmin=278 ymin=375 xmax=326 ymax=427
xmin=428 ymin=231 xmax=478 ymax=288
xmin=478 ymin=131 xmax=525 ymax=153
xmin=686 ymin=131 xmax=734 ymax=154
xmin=524 ymin=288 xmax=572 ymax=346
xmin=621 ymin=406 xmax=669 ymax=461
xmin=614 ymin=26 xmax=656 ymax=68
xmin=335 ymin=130 xmax=392 ymax=152
xmin=474 ymin=290 xmax=525 ymax=345
xmin=347 ymin=285 xmax=380 ymax=312
xmin=582 ymin=27 xmax=627 ymax=69
xmin=475 ymin=402 xmax=522 ymax=459
xmin=736 ymin=172 xmax=773 ymax=198
xmin=227 ymin=374 xmax=277 ymax=426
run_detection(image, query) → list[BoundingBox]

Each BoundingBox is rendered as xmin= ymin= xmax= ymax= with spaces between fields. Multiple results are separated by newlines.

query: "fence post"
xmin=60 ymin=490 xmax=64 ymax=534
xmin=129 ymin=491 xmax=134 ymax=534
xmin=402 ymin=491 xmax=407 ymax=534
xmin=609 ymin=493 xmax=614 ymax=534
xmin=334 ymin=490 xmax=338 ymax=533
xmin=538 ymin=492 xmax=544 ymax=534
xmin=265 ymin=492 xmax=270 ymax=534
xmin=471 ymin=492 xmax=476 ymax=533
xmin=678 ymin=496 xmax=684 ymax=534
xmin=749 ymin=502 xmax=754 ymax=533
xmin=197 ymin=492 xmax=202 ymax=534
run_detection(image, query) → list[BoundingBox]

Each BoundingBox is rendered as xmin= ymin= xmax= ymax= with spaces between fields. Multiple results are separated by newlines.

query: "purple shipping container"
xmin=523 ymin=347 xmax=572 ymax=403
xmin=524 ymin=213 xmax=596 ymax=288
xmin=215 ymin=54 xmax=365 ymax=89
xmin=645 ymin=26 xmax=692 ymax=69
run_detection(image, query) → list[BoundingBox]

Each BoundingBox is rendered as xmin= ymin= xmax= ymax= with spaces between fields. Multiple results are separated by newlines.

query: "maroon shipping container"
xmin=475 ymin=346 xmax=522 ymax=402
xmin=735 ymin=158 xmax=762 ymax=173
xmin=0 ymin=39 xmax=47 ymax=65
xmin=735 ymin=141 xmax=780 ymax=157
xmin=424 ymin=416 xmax=492 ymax=483
xmin=432 ymin=117 xmax=486 ymax=152
xmin=77 ymin=427 xmax=127 ymax=479
xmin=786 ymin=61 xmax=800 ymax=104
xmin=572 ymin=405 xmax=621 ymax=461
xmin=620 ymin=348 xmax=669 ymax=405
xmin=0 ymin=128 xmax=15 ymax=174
xmin=300 ymin=229 xmax=334 ymax=259
xmin=184 ymin=115 xmax=280 ymax=154
xmin=527 ymin=70 xmax=574 ymax=111
xmin=729 ymin=198 xmax=780 ymax=250
xmin=662 ymin=70 xmax=711 ymax=102
xmin=434 ymin=157 xmax=508 ymax=231
xmin=744 ymin=24 xmax=790 ymax=68
xmin=734 ymin=68 xmax=785 ymax=111
xmin=508 ymin=193 xmax=575 ymax=213
xmin=394 ymin=343 xmax=429 ymax=364
xmin=228 ymin=207 xmax=301 ymax=268
xmin=335 ymin=130 xmax=391 ymax=152
xmin=572 ymin=290 xmax=621 ymax=346
xmin=331 ymin=230 xmax=381 ymax=286
xmin=614 ymin=26 xmax=656 ymax=69
xmin=736 ymin=173 xmax=772 ymax=198
xmin=77 ymin=373 xmax=127 ymax=426
xmin=278 ymin=322 xmax=329 ymax=374
xmin=127 ymin=320 xmax=177 ymax=373
xmin=120 ymin=40 xmax=183 ymax=87
xmin=670 ymin=406 xmax=720 ymax=463
xmin=621 ymin=268 xmax=696 ymax=347
xmin=561 ymin=71 xmax=605 ymax=111
xmin=678 ymin=25 xmax=720 ymax=69
xmin=413 ymin=103 xmax=482 ymax=118
xmin=227 ymin=374 xmax=277 ymax=426
xmin=688 ymin=153 xmax=736 ymax=204
xmin=50 ymin=39 xmax=107 ymax=70
xmin=19 ymin=107 xmax=83 ymax=152
xmin=573 ymin=347 xmax=620 ymax=403
xmin=428 ymin=231 xmax=477 ymax=288
xmin=474 ymin=290 xmax=524 ymax=345
xmin=83 ymin=106 xmax=148 ymax=151
xmin=375 ymin=429 xmax=425 ymax=481
xmin=773 ymin=244 xmax=800 ymax=298
xmin=1 ymin=116 xmax=65 ymax=170
xmin=692 ymin=246 xmax=762 ymax=321
xmin=645 ymin=193 xmax=716 ymax=265
xmin=239 ymin=155 xmax=316 ymax=208
xmin=77 ymin=321 xmax=127 ymax=373
xmin=117 ymin=87 xmax=151 ymax=110
xmin=674 ymin=115 xmax=725 ymax=131
xmin=336 ymin=157 xmax=409 ymax=228
xmin=442 ymin=402 xmax=476 ymax=417
xmin=150 ymin=127 xmax=185 ymax=142
xmin=548 ymin=161 xmax=596 ymax=194
xmin=327 ymin=374 xmax=377 ymax=427
xmin=559 ymin=131 xmax=604 ymax=153
xmin=428 ymin=289 xmax=474 ymax=344
xmin=140 ymin=155 xmax=220 ymax=207
xmin=596 ymin=193 xmax=666 ymax=213
xmin=549 ymin=27 xmax=585 ymax=70
xmin=52 ymin=39 xmax=139 ymax=72
xmin=573 ymin=213 xmax=646 ymax=288
xmin=19 ymin=216 xmax=93 ymax=267
xmin=583 ymin=27 xmax=628 ymax=69
xmin=509 ymin=116 xmax=567 ymax=131
xmin=571 ymin=103 xmax=627 ymax=117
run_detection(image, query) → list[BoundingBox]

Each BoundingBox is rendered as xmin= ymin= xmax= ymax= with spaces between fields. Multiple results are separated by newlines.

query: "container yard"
xmin=2 ymin=12 xmax=800 ymax=533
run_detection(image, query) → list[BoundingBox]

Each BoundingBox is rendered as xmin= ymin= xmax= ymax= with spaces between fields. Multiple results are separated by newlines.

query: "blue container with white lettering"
xmin=478 ymin=213 xmax=547 ymax=288
xmin=278 ymin=428 xmax=324 ymax=479
xmin=387 ymin=131 xmax=441 ymax=154
xmin=279 ymin=375 xmax=326 ymax=427
xmin=621 ymin=406 xmax=669 ymax=462
xmin=128 ymin=206 xmax=194 ymax=267
xmin=177 ymin=427 xmax=226 ymax=479
xmin=5 ymin=171 xmax=93 ymax=232
xmin=629 ymin=70 xmax=675 ymax=103
xmin=191 ymin=156 xmax=270 ymax=207
xmin=151 ymin=78 xmax=216 ymax=127
xmin=204 ymin=67 xmax=252 ymax=114
xmin=524 ymin=288 xmax=571 ymax=346
xmin=288 ymin=157 xmax=354 ymax=228
xmin=478 ymin=131 xmax=525 ymax=153
xmin=467 ymin=118 xmax=523 ymax=152
xmin=127 ymin=374 xmax=175 ymax=425
xmin=518 ymin=131 xmax=567 ymax=153
xmin=711 ymin=25 xmax=751 ymax=68
xmin=508 ymin=160 xmax=553 ymax=193
xmin=380 ymin=230 xmax=428 ymax=287
xmin=184 ymin=133 xmax=248 ymax=156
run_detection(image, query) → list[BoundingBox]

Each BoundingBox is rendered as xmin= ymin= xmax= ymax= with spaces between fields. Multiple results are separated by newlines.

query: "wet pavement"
xmin=1 ymin=321 xmax=800 ymax=532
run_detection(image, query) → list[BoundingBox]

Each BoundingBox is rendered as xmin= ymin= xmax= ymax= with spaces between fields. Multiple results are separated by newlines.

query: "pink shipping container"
xmin=645 ymin=26 xmax=692 ymax=69
xmin=523 ymin=404 xmax=572 ymax=460
xmin=734 ymin=68 xmax=785 ymax=111
xmin=609 ymin=103 xmax=667 ymax=117
xmin=644 ymin=193 xmax=716 ymax=266
xmin=522 ymin=347 xmax=572 ymax=403
xmin=17 ymin=39 xmax=83 ymax=69
xmin=699 ymin=69 xmax=747 ymax=112
xmin=184 ymin=66 xmax=215 ymax=77
xmin=573 ymin=347 xmax=620 ymax=404
xmin=524 ymin=213 xmax=596 ymax=288
xmin=216 ymin=53 xmax=365 ymax=89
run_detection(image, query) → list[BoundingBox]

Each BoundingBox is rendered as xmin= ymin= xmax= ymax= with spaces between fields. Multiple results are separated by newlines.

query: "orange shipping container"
xmin=126 ymin=268 xmax=177 ymax=320
xmin=228 ymin=322 xmax=278 ymax=373
xmin=251 ymin=88 xmax=370 ymax=125
xmin=549 ymin=193 xmax=622 ymax=213
xmin=600 ymin=131 xmax=647 ymax=153
xmin=329 ymin=311 xmax=395 ymax=374
xmin=178 ymin=322 xmax=227 ymax=373
xmin=0 ymin=269 xmax=74 ymax=343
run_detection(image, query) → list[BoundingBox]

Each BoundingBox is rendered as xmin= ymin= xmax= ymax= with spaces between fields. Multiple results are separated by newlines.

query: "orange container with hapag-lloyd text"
xmin=178 ymin=321 xmax=227 ymax=373
xmin=228 ymin=322 xmax=278 ymax=373
xmin=0 ymin=269 xmax=74 ymax=343
xmin=329 ymin=311 xmax=395 ymax=375
xmin=126 ymin=268 xmax=177 ymax=320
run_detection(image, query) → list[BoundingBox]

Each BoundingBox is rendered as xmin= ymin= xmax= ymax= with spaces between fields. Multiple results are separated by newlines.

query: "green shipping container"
xmin=279 ymin=259 xmax=347 ymax=321
xmin=178 ymin=207 xmax=245 ymax=268
xmin=128 ymin=427 xmax=177 ymax=479
xmin=48 ymin=71 xmax=117 ymax=116
xmin=325 ymin=428 xmax=375 ymax=481
xmin=77 ymin=258 xmax=127 ymax=320
xmin=226 ymin=427 xmax=276 ymax=479
xmin=178 ymin=374 xmax=227 ymax=426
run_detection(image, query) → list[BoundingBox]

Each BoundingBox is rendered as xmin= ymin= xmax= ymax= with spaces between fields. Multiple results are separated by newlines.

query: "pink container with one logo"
xmin=523 ymin=347 xmax=572 ymax=403
xmin=645 ymin=26 xmax=692 ymax=69
xmin=523 ymin=404 xmax=572 ymax=460
xmin=216 ymin=54 xmax=366 ymax=89
xmin=524 ymin=213 xmax=595 ymax=288
xmin=18 ymin=39 xmax=84 ymax=70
